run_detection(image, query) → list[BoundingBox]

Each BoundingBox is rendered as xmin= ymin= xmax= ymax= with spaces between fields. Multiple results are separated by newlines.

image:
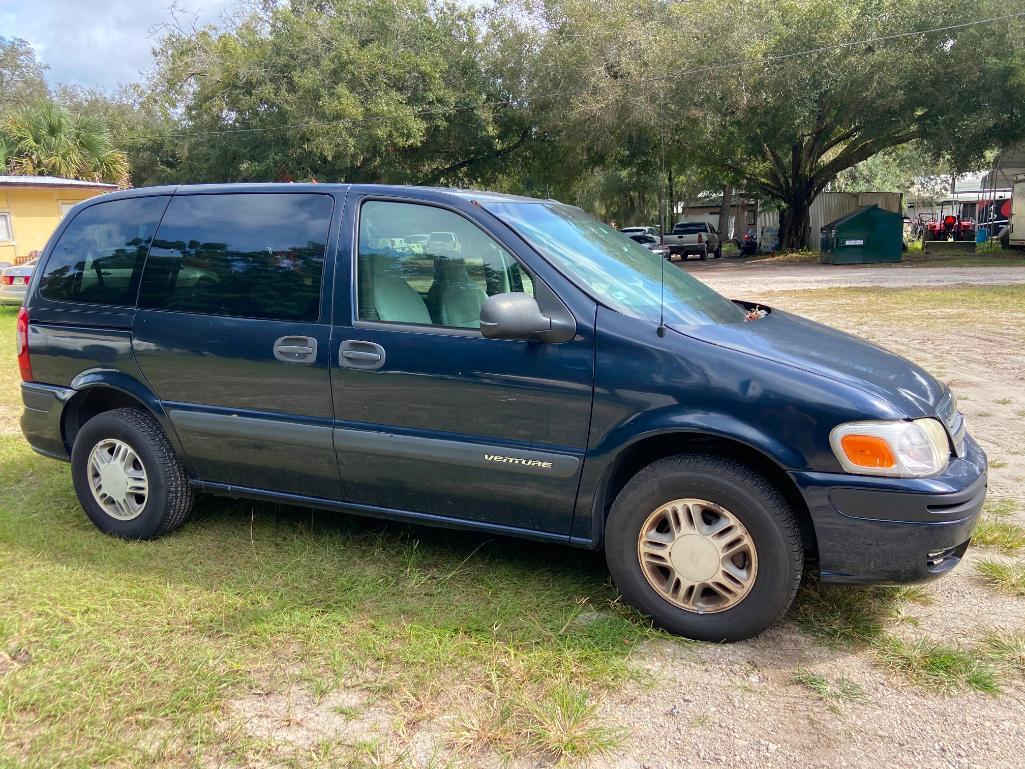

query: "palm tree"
xmin=0 ymin=102 xmax=129 ymax=185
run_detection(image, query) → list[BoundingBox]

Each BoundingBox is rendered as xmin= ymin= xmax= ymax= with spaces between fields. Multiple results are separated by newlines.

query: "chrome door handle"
xmin=340 ymin=340 xmax=386 ymax=370
xmin=274 ymin=335 xmax=318 ymax=364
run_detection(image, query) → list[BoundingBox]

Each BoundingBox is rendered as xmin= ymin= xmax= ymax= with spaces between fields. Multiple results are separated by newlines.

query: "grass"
xmin=900 ymin=248 xmax=1025 ymax=268
xmin=791 ymin=583 xmax=999 ymax=694
xmin=789 ymin=668 xmax=866 ymax=713
xmin=874 ymin=637 xmax=1001 ymax=694
xmin=756 ymin=284 xmax=1025 ymax=335
xmin=452 ymin=681 xmax=625 ymax=763
xmin=746 ymin=250 xmax=819 ymax=264
xmin=976 ymin=559 xmax=1025 ymax=597
xmin=791 ymin=583 xmax=931 ymax=648
xmin=981 ymin=630 xmax=1025 ymax=676
xmin=2 ymin=285 xmax=1024 ymax=764
xmin=973 ymin=519 xmax=1025 ymax=554
xmin=0 ymin=308 xmax=21 ymax=432
xmin=972 ymin=499 xmax=1025 ymax=555
xmin=0 ymin=431 xmax=662 ymax=767
xmin=742 ymin=243 xmax=1025 ymax=268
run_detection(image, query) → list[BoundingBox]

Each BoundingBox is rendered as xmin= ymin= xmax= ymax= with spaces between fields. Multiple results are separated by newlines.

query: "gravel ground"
xmin=581 ymin=288 xmax=1025 ymax=769
xmin=681 ymin=260 xmax=1025 ymax=292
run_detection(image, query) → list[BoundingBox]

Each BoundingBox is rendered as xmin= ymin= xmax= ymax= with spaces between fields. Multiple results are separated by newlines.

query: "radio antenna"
xmin=657 ymin=89 xmax=667 ymax=337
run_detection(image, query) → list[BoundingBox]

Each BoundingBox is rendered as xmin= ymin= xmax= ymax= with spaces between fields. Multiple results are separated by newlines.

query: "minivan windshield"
xmin=486 ymin=202 xmax=745 ymax=327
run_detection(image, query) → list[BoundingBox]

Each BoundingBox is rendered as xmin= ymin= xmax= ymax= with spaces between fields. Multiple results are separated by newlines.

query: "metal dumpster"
xmin=820 ymin=204 xmax=903 ymax=264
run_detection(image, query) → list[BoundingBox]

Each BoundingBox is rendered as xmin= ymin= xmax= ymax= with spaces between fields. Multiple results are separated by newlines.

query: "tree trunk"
xmin=717 ymin=184 xmax=733 ymax=240
xmin=778 ymin=183 xmax=815 ymax=250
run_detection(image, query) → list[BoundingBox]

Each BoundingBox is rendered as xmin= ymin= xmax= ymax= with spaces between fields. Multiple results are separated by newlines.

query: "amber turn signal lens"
xmin=839 ymin=434 xmax=896 ymax=468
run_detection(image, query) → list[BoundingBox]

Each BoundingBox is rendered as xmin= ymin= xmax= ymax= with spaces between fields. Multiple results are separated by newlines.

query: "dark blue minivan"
xmin=16 ymin=184 xmax=986 ymax=641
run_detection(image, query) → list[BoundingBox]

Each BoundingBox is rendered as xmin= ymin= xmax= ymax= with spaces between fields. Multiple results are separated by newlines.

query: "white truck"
xmin=661 ymin=221 xmax=723 ymax=260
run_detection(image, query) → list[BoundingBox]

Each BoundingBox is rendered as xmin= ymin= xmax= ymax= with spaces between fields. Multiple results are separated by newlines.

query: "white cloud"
xmin=0 ymin=0 xmax=233 ymax=90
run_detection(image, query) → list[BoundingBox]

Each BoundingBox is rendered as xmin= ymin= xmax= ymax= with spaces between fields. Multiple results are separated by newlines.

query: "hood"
xmin=675 ymin=307 xmax=947 ymax=418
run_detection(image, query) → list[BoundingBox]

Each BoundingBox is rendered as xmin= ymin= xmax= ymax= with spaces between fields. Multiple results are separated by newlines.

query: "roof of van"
xmin=95 ymin=183 xmax=549 ymax=204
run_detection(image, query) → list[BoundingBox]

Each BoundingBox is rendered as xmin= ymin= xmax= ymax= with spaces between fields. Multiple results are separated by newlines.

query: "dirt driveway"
xmin=682 ymin=259 xmax=1025 ymax=293
xmin=584 ymin=285 xmax=1025 ymax=769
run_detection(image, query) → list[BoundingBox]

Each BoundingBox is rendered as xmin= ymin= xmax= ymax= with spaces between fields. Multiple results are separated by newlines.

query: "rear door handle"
xmin=274 ymin=335 xmax=318 ymax=364
xmin=340 ymin=340 xmax=386 ymax=370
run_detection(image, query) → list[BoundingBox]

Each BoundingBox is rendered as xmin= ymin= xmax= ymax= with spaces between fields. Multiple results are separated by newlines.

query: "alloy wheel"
xmin=637 ymin=498 xmax=758 ymax=613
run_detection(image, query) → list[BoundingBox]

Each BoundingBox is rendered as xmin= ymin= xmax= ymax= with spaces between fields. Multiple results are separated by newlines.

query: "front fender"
xmin=568 ymin=408 xmax=805 ymax=547
xmin=593 ymin=406 xmax=806 ymax=472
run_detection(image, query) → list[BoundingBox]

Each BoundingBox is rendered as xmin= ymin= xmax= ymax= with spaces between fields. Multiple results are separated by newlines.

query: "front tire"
xmin=71 ymin=408 xmax=194 ymax=539
xmin=605 ymin=454 xmax=803 ymax=642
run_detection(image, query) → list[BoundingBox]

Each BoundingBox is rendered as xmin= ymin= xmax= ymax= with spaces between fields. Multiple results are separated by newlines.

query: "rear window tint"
xmin=39 ymin=196 xmax=169 ymax=306
xmin=672 ymin=223 xmax=707 ymax=234
xmin=138 ymin=193 xmax=333 ymax=322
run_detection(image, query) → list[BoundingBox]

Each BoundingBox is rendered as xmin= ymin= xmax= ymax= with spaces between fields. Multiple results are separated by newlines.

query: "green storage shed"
xmin=819 ymin=204 xmax=903 ymax=264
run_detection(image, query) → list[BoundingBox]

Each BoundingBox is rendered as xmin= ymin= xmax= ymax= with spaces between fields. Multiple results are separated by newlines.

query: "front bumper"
xmin=791 ymin=433 xmax=987 ymax=584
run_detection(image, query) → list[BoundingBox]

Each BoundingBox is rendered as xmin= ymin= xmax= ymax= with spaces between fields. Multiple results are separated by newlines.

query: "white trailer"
xmin=1011 ymin=174 xmax=1025 ymax=248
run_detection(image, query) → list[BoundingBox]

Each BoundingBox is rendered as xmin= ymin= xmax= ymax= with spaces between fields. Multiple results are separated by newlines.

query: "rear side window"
xmin=39 ymin=196 xmax=169 ymax=305
xmin=139 ymin=193 xmax=333 ymax=322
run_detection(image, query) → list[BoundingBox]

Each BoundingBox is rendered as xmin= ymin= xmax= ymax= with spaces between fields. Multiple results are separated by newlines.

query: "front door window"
xmin=356 ymin=200 xmax=533 ymax=329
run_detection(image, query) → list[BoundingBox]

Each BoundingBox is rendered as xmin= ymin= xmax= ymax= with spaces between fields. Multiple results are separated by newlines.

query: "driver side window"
xmin=357 ymin=200 xmax=533 ymax=329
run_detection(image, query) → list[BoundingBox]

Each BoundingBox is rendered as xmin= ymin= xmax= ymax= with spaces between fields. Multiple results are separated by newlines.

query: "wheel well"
xmin=62 ymin=388 xmax=152 ymax=452
xmin=598 ymin=432 xmax=818 ymax=563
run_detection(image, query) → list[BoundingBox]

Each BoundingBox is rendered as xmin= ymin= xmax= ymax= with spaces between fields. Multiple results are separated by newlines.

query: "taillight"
xmin=1 ymin=276 xmax=12 ymax=285
xmin=697 ymin=233 xmax=704 ymax=244
xmin=16 ymin=306 xmax=32 ymax=381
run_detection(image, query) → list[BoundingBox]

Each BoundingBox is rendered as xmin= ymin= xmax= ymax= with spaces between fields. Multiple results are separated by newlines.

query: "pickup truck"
xmin=662 ymin=221 xmax=722 ymax=260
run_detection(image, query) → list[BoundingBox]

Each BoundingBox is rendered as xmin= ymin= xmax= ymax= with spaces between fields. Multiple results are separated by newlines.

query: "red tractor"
xmin=922 ymin=205 xmax=975 ymax=242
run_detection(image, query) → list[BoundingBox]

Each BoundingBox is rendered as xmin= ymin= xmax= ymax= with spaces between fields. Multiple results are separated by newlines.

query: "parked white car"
xmin=626 ymin=233 xmax=671 ymax=258
xmin=620 ymin=225 xmax=660 ymax=239
xmin=0 ymin=259 xmax=36 ymax=306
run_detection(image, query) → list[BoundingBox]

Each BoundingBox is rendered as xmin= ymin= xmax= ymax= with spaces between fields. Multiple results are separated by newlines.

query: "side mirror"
xmin=480 ymin=292 xmax=574 ymax=343
xmin=479 ymin=293 xmax=550 ymax=340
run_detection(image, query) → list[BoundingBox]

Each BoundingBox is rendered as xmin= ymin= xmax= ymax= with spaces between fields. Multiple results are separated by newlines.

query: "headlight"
xmin=829 ymin=419 xmax=951 ymax=478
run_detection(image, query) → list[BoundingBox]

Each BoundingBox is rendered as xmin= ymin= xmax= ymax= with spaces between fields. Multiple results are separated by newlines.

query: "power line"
xmin=125 ymin=10 xmax=1025 ymax=142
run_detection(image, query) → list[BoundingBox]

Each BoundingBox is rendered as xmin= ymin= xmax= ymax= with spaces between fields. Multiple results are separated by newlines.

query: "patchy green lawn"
xmin=1 ymin=286 xmax=1024 ymax=768
xmin=744 ymin=245 xmax=1025 ymax=268
xmin=0 ymin=436 xmax=657 ymax=768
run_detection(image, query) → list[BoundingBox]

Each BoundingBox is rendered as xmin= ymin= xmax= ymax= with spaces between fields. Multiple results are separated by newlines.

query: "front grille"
xmin=937 ymin=391 xmax=966 ymax=458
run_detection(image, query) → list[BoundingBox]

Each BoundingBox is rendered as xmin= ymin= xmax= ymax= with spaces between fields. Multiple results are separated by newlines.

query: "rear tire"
xmin=71 ymin=408 xmax=194 ymax=539
xmin=604 ymin=454 xmax=803 ymax=642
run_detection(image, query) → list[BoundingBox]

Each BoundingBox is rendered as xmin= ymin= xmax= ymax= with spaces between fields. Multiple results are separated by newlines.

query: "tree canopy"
xmin=0 ymin=102 xmax=130 ymax=184
xmin=3 ymin=0 xmax=1025 ymax=235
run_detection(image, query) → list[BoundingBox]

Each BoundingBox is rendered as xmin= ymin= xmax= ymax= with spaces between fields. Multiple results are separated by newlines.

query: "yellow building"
xmin=0 ymin=176 xmax=118 ymax=264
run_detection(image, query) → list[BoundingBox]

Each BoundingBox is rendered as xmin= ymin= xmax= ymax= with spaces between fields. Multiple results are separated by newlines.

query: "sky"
xmin=1 ymin=0 xmax=233 ymax=91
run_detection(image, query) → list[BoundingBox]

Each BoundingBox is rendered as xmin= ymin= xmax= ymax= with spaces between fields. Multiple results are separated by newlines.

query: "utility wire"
xmin=124 ymin=10 xmax=1025 ymax=142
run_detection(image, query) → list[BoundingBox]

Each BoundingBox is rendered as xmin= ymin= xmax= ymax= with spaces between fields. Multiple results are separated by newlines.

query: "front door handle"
xmin=340 ymin=340 xmax=386 ymax=370
xmin=274 ymin=335 xmax=318 ymax=364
